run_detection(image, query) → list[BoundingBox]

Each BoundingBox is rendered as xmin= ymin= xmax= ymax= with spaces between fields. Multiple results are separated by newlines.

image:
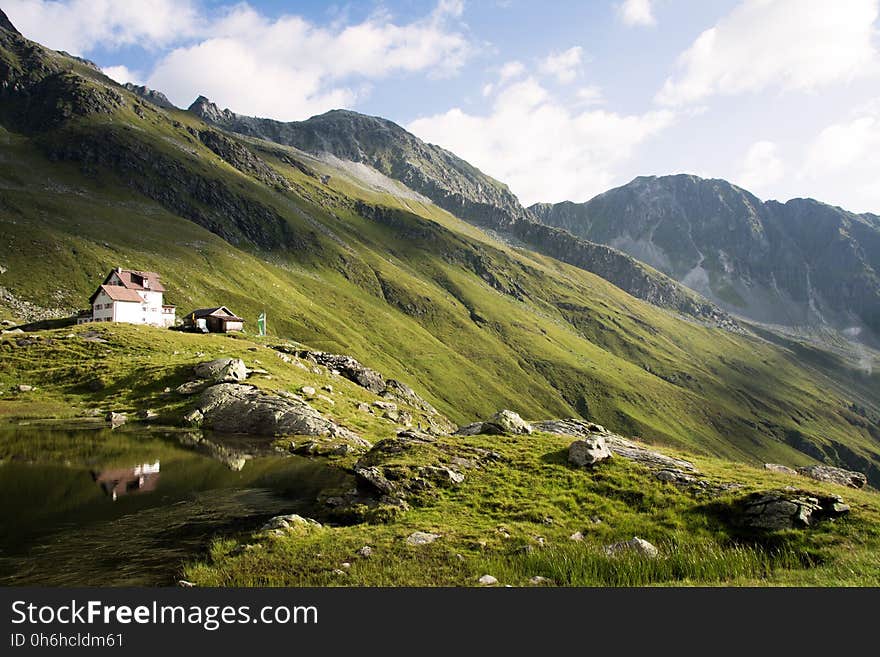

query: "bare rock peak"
xmin=0 ymin=8 xmax=21 ymax=34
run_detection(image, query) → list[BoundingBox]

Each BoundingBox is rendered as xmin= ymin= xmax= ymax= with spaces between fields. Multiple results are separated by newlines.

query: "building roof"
xmin=90 ymin=284 xmax=144 ymax=304
xmin=186 ymin=306 xmax=244 ymax=321
xmin=104 ymin=268 xmax=166 ymax=292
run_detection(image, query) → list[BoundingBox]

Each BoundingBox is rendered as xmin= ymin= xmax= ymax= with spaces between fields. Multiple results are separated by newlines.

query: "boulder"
xmin=183 ymin=408 xmax=203 ymax=426
xmin=483 ymin=410 xmax=532 ymax=435
xmin=353 ymin=465 xmax=398 ymax=496
xmin=106 ymin=411 xmax=127 ymax=427
xmin=175 ymin=380 xmax=207 ymax=395
xmin=478 ymin=575 xmax=498 ymax=586
xmin=454 ymin=422 xmax=485 ymax=436
xmin=193 ymin=358 xmax=248 ymax=383
xmin=741 ymin=490 xmax=850 ymax=530
xmin=764 ymin=463 xmax=797 ymax=475
xmin=405 ymin=531 xmax=441 ymax=546
xmin=195 ymin=383 xmax=362 ymax=442
xmin=604 ymin=537 xmax=659 ymax=558
xmin=568 ymin=436 xmax=613 ymax=467
xmin=300 ymin=386 xmax=316 ymax=396
xmin=260 ymin=514 xmax=322 ymax=533
xmin=796 ymin=465 xmax=867 ymax=489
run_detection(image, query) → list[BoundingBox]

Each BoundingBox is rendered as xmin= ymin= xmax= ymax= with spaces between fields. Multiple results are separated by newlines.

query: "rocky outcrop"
xmin=764 ymin=463 xmax=798 ymax=475
xmin=193 ymin=358 xmax=248 ymax=383
xmin=191 ymin=383 xmax=366 ymax=450
xmin=122 ymin=83 xmax=175 ymax=109
xmin=196 ymin=129 xmax=291 ymax=191
xmin=271 ymin=344 xmax=454 ymax=433
xmin=455 ymin=410 xmax=532 ymax=436
xmin=795 ymin=465 xmax=867 ymax=489
xmin=739 ymin=490 xmax=850 ymax=530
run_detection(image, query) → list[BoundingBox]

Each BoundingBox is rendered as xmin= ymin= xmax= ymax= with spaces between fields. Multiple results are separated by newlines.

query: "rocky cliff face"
xmin=122 ymin=83 xmax=176 ymax=110
xmin=190 ymin=98 xmax=733 ymax=327
xmin=531 ymin=175 xmax=880 ymax=341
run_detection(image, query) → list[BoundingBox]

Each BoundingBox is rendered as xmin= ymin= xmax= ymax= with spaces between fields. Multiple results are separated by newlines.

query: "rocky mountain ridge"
xmin=531 ymin=175 xmax=880 ymax=343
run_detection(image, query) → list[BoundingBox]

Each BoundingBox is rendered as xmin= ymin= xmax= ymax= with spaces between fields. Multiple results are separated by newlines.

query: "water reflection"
xmin=91 ymin=461 xmax=161 ymax=501
xmin=0 ymin=425 xmax=352 ymax=586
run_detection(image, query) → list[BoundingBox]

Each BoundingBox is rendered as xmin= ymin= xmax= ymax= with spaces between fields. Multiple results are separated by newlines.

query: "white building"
xmin=86 ymin=268 xmax=176 ymax=327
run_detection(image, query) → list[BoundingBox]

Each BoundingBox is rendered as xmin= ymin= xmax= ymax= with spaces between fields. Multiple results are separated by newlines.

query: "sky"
xmin=5 ymin=0 xmax=880 ymax=212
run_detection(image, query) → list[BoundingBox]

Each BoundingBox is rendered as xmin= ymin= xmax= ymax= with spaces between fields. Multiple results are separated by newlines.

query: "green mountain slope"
xmin=1 ymin=14 xmax=879 ymax=483
xmin=530 ymin=175 xmax=880 ymax=344
xmin=188 ymin=97 xmax=732 ymax=327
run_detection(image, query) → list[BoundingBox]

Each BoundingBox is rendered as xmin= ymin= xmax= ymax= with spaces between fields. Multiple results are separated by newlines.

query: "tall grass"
xmin=484 ymin=540 xmax=809 ymax=586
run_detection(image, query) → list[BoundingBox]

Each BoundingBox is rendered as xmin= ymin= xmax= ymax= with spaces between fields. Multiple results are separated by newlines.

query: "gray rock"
xmin=483 ymin=410 xmax=532 ymax=435
xmin=796 ymin=465 xmax=867 ymax=489
xmin=356 ymin=546 xmax=373 ymax=558
xmin=183 ymin=408 xmax=203 ymax=426
xmin=741 ymin=490 xmax=850 ymax=530
xmin=764 ymin=463 xmax=797 ymax=475
xmin=300 ymin=386 xmax=316 ymax=396
xmin=106 ymin=411 xmax=127 ymax=427
xmin=137 ymin=409 xmax=158 ymax=421
xmin=354 ymin=465 xmax=397 ymax=495
xmin=454 ymin=421 xmax=485 ymax=436
xmin=405 ymin=531 xmax=441 ymax=546
xmin=194 ymin=358 xmax=248 ymax=383
xmin=175 ymin=380 xmax=207 ymax=395
xmin=604 ymin=536 xmax=659 ymax=558
xmin=568 ymin=436 xmax=613 ymax=467
xmin=16 ymin=384 xmax=33 ymax=392
xmin=478 ymin=574 xmax=498 ymax=586
xmin=260 ymin=514 xmax=322 ymax=532
xmin=569 ymin=531 xmax=584 ymax=542
xmin=196 ymin=383 xmax=362 ymax=441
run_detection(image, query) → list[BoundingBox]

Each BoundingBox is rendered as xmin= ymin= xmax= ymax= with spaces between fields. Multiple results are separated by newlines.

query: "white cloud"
xmin=736 ymin=141 xmax=784 ymax=193
xmin=799 ymin=103 xmax=880 ymax=211
xmin=5 ymin=1 xmax=474 ymax=121
xmin=3 ymin=0 xmax=201 ymax=53
xmin=539 ymin=46 xmax=583 ymax=84
xmin=145 ymin=3 xmax=473 ymax=120
xmin=499 ymin=61 xmax=526 ymax=83
xmin=101 ymin=65 xmax=143 ymax=86
xmin=408 ymin=77 xmax=674 ymax=205
xmin=618 ymin=0 xmax=655 ymax=27
xmin=657 ymin=0 xmax=879 ymax=106
xmin=575 ymin=85 xmax=604 ymax=106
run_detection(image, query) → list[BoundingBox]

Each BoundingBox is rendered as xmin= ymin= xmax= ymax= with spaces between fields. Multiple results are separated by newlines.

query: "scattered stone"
xmin=260 ymin=514 xmax=322 ymax=533
xmin=484 ymin=409 xmax=532 ymax=435
xmin=569 ymin=531 xmax=584 ymax=542
xmin=183 ymin=408 xmax=203 ymax=426
xmin=332 ymin=569 xmax=347 ymax=576
xmin=300 ymin=386 xmax=316 ymax=397
xmin=356 ymin=402 xmax=371 ymax=413
xmin=137 ymin=409 xmax=158 ymax=421
xmin=796 ymin=465 xmax=867 ymax=489
xmin=16 ymin=384 xmax=33 ymax=392
xmin=177 ymin=580 xmax=196 ymax=588
xmin=542 ymin=517 xmax=554 ymax=525
xmin=529 ymin=576 xmax=551 ymax=585
xmin=340 ymin=562 xmax=351 ymax=569
xmin=354 ymin=465 xmax=397 ymax=495
xmin=405 ymin=531 xmax=441 ymax=546
xmin=106 ymin=411 xmax=127 ymax=427
xmin=568 ymin=436 xmax=613 ymax=467
xmin=764 ymin=463 xmax=797 ymax=475
xmin=356 ymin=546 xmax=373 ymax=558
xmin=316 ymin=394 xmax=335 ymax=405
xmin=604 ymin=537 xmax=659 ymax=558
xmin=478 ymin=575 xmax=498 ymax=586
xmin=741 ymin=490 xmax=850 ymax=530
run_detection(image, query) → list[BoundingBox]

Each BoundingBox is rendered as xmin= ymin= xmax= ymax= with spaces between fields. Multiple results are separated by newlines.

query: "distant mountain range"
xmin=531 ymin=176 xmax=880 ymax=343
xmin=185 ymin=96 xmax=880 ymax=344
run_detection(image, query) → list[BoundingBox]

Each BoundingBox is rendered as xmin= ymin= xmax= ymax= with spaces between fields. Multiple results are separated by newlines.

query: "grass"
xmin=180 ymin=429 xmax=880 ymax=587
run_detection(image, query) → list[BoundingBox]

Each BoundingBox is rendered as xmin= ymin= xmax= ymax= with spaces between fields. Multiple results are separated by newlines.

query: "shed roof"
xmin=187 ymin=306 xmax=244 ymax=321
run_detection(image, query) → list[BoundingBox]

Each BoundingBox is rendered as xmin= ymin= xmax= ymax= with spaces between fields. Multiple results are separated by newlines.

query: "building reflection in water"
xmin=91 ymin=461 xmax=161 ymax=501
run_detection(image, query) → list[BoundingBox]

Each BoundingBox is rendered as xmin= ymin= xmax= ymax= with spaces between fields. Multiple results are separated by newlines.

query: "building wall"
xmin=91 ymin=291 xmax=115 ymax=322
xmin=224 ymin=320 xmax=244 ymax=332
xmin=112 ymin=300 xmax=145 ymax=324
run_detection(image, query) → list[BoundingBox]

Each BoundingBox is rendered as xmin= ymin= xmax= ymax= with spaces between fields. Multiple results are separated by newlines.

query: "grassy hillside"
xmin=0 ymin=28 xmax=879 ymax=481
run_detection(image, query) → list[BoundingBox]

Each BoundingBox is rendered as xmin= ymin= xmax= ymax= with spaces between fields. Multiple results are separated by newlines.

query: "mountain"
xmin=123 ymin=83 xmax=176 ymax=110
xmin=530 ymin=175 xmax=880 ymax=344
xmin=189 ymin=97 xmax=733 ymax=328
xmin=1 ymin=15 xmax=879 ymax=483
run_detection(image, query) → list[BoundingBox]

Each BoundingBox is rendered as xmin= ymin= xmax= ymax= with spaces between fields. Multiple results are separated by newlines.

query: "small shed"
xmin=183 ymin=306 xmax=245 ymax=333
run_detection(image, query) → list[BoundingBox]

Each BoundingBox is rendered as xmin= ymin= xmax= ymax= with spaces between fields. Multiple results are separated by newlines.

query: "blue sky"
xmin=6 ymin=1 xmax=880 ymax=212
